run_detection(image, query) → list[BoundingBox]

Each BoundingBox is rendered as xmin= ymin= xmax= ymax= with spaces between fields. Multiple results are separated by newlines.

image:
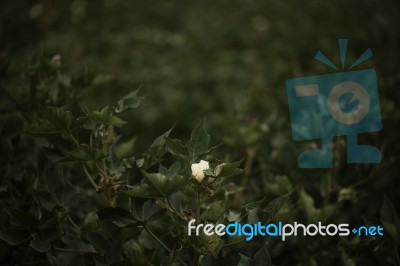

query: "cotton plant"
xmin=0 ymin=54 xmax=325 ymax=266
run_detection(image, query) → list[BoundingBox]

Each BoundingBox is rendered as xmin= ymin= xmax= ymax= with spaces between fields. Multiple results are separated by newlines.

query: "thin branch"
xmin=144 ymin=225 xmax=188 ymax=266
xmin=67 ymin=215 xmax=80 ymax=232
xmin=82 ymin=165 xmax=98 ymax=190
xmin=53 ymin=247 xmax=96 ymax=254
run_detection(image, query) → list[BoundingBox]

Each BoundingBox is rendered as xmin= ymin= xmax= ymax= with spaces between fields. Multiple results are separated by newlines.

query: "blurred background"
xmin=1 ymin=0 xmax=400 ymax=265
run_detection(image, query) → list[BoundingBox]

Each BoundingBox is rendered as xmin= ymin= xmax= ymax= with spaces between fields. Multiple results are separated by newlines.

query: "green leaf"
xmin=106 ymin=115 xmax=127 ymax=127
xmin=263 ymin=190 xmax=293 ymax=220
xmin=86 ymin=230 xmax=124 ymax=264
xmin=238 ymin=254 xmax=252 ymax=266
xmin=200 ymin=232 xmax=223 ymax=258
xmin=0 ymin=228 xmax=30 ymax=245
xmin=339 ymin=248 xmax=355 ymax=266
xmin=125 ymin=182 xmax=163 ymax=199
xmin=32 ymin=190 xmax=57 ymax=212
xmin=118 ymin=224 xmax=142 ymax=242
xmin=142 ymin=171 xmax=187 ymax=198
xmin=97 ymin=207 xmax=137 ymax=227
xmin=166 ymin=137 xmax=189 ymax=163
xmin=87 ymin=107 xmax=126 ymax=127
xmin=47 ymin=174 xmax=79 ymax=207
xmin=39 ymin=211 xmax=67 ymax=229
xmin=141 ymin=126 xmax=174 ymax=168
xmin=39 ymin=106 xmax=80 ymax=132
xmin=67 ymin=144 xmax=107 ymax=160
xmin=216 ymin=160 xmax=243 ymax=178
xmin=380 ymin=195 xmax=397 ymax=224
xmin=380 ymin=196 xmax=400 ymax=244
xmin=159 ymin=161 xmax=181 ymax=177
xmin=141 ymin=200 xmax=161 ymax=220
xmin=166 ymin=138 xmax=188 ymax=156
xmin=186 ymin=121 xmax=210 ymax=162
xmin=149 ymin=126 xmax=173 ymax=148
xmin=30 ymin=233 xmax=51 ymax=253
xmin=114 ymin=137 xmax=136 ymax=159
xmin=242 ymin=190 xmax=293 ymax=224
xmin=298 ymin=189 xmax=318 ymax=223
xmin=254 ymin=245 xmax=271 ymax=266
xmin=123 ymin=240 xmax=146 ymax=265
xmin=7 ymin=209 xmax=39 ymax=229
xmin=114 ymin=90 xmax=142 ymax=113
xmin=25 ymin=121 xmax=63 ymax=136
xmin=202 ymin=200 xmax=226 ymax=221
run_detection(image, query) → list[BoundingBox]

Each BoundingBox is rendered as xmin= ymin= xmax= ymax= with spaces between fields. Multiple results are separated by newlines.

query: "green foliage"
xmin=1 ymin=0 xmax=400 ymax=265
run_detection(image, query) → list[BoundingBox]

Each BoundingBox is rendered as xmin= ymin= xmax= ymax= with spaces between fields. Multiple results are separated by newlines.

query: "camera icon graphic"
xmin=286 ymin=39 xmax=382 ymax=168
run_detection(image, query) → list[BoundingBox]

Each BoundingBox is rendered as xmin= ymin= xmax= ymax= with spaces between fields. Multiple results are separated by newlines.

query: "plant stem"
xmin=195 ymin=189 xmax=202 ymax=266
xmin=196 ymin=189 xmax=201 ymax=224
xmin=166 ymin=197 xmax=182 ymax=218
xmin=222 ymin=238 xmax=246 ymax=247
xmin=143 ymin=225 xmax=188 ymax=266
xmin=394 ymin=242 xmax=400 ymax=266
xmin=67 ymin=215 xmax=80 ymax=232
xmin=82 ymin=165 xmax=98 ymax=190
xmin=106 ymin=185 xmax=112 ymax=206
xmin=53 ymin=247 xmax=96 ymax=254
xmin=241 ymin=146 xmax=258 ymax=187
xmin=69 ymin=133 xmax=80 ymax=147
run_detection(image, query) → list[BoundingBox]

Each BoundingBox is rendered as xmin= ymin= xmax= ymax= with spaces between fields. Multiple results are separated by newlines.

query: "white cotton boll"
xmin=191 ymin=160 xmax=210 ymax=183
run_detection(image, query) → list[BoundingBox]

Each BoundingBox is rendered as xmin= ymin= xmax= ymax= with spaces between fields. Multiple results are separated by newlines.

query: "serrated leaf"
xmin=186 ymin=121 xmax=210 ymax=162
xmin=87 ymin=107 xmax=126 ymax=127
xmin=67 ymin=144 xmax=107 ymax=161
xmin=142 ymin=127 xmax=174 ymax=168
xmin=39 ymin=106 xmax=80 ymax=132
xmin=114 ymin=90 xmax=142 ymax=113
xmin=25 ymin=121 xmax=63 ymax=136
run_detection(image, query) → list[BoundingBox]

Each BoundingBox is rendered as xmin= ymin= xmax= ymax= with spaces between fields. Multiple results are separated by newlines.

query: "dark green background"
xmin=1 ymin=0 xmax=400 ymax=265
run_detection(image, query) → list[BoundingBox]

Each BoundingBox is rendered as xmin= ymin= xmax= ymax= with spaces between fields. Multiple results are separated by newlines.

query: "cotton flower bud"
xmin=191 ymin=160 xmax=209 ymax=183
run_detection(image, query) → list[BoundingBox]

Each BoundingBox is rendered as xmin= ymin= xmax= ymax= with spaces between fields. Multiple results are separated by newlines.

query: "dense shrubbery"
xmin=1 ymin=0 xmax=400 ymax=265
